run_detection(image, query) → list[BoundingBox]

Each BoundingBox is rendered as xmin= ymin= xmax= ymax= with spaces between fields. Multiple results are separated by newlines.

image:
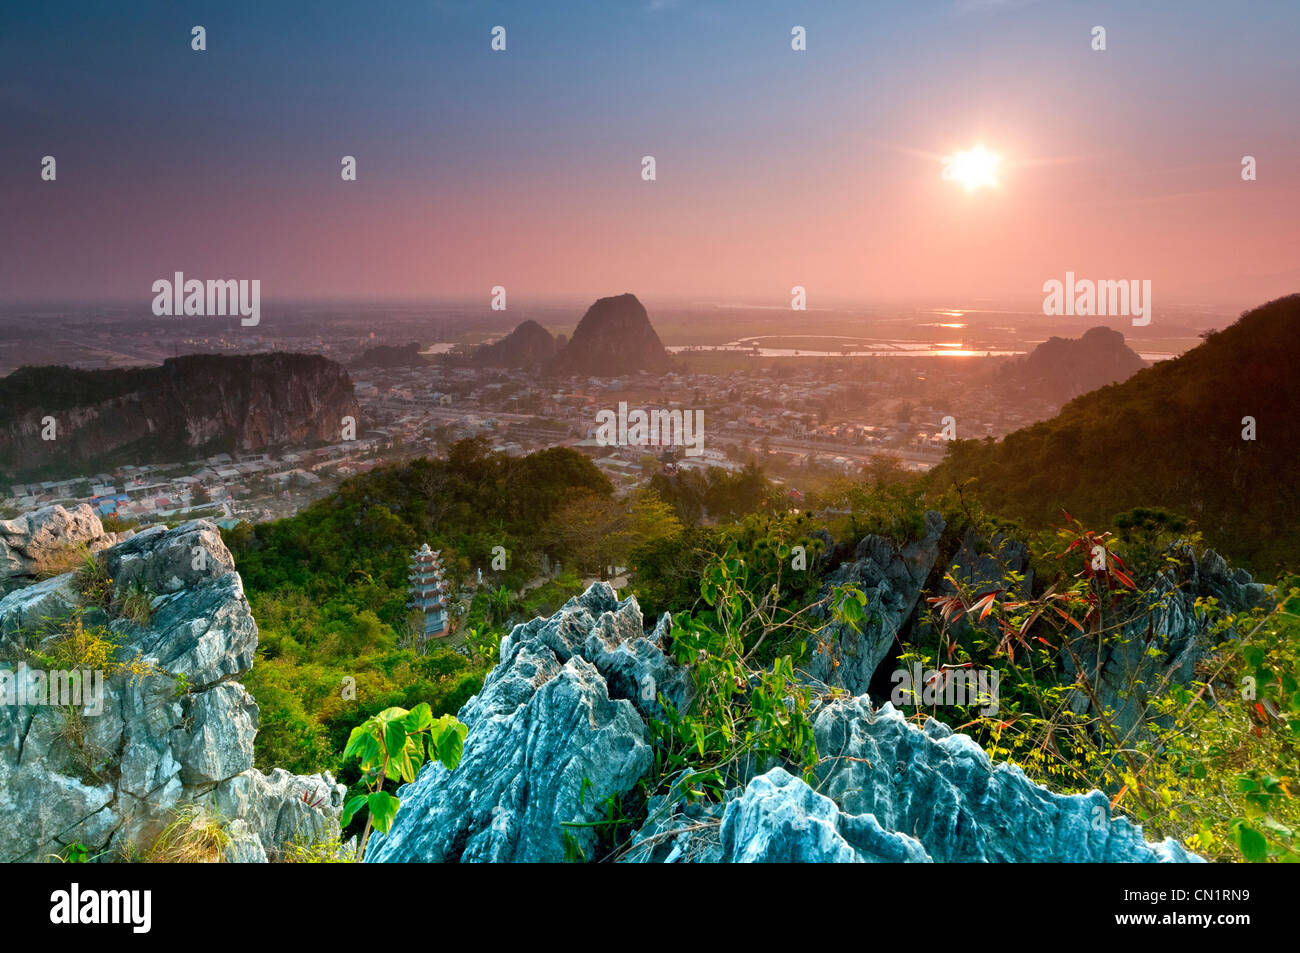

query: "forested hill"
xmin=929 ymin=294 xmax=1300 ymax=573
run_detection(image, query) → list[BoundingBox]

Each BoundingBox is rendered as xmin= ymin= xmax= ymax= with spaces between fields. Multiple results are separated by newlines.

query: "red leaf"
xmin=1053 ymin=606 xmax=1085 ymax=632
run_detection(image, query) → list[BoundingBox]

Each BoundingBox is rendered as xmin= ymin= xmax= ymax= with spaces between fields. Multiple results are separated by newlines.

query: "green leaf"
xmin=434 ymin=721 xmax=466 ymax=770
xmin=402 ymin=703 xmax=433 ymax=732
xmin=367 ymin=791 xmax=401 ymax=834
xmin=395 ymin=735 xmax=427 ymax=783
xmin=384 ymin=720 xmax=408 ymax=759
xmin=341 ymin=794 xmax=368 ymax=827
xmin=1232 ymin=820 xmax=1269 ymax=863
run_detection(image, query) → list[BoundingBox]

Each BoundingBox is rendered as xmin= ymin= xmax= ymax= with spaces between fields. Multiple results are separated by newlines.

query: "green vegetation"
xmin=223 ymin=439 xmax=674 ymax=813
xmin=929 ymin=294 xmax=1300 ymax=574
xmin=903 ymin=505 xmax=1298 ymax=862
xmin=341 ymin=703 xmax=468 ymax=861
xmin=218 ymin=404 xmax=1297 ymax=862
xmin=650 ymin=549 xmax=864 ymax=802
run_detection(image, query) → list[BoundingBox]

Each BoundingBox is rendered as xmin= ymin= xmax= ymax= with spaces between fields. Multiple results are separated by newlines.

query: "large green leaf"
xmin=368 ymin=791 xmax=401 ymax=834
xmin=1232 ymin=820 xmax=1269 ymax=862
xmin=402 ymin=703 xmax=433 ymax=732
xmin=340 ymin=794 xmax=368 ymax=827
xmin=432 ymin=718 xmax=467 ymax=769
xmin=384 ymin=719 xmax=408 ymax=759
xmin=389 ymin=735 xmax=424 ymax=783
xmin=345 ymin=726 xmax=382 ymax=768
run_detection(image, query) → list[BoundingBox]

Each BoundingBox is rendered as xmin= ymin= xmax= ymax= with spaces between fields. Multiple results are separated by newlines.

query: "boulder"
xmin=0 ymin=504 xmax=123 ymax=593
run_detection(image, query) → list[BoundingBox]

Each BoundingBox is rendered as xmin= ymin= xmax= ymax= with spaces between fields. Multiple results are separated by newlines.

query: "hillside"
xmin=931 ymin=294 xmax=1300 ymax=572
xmin=547 ymin=293 xmax=670 ymax=376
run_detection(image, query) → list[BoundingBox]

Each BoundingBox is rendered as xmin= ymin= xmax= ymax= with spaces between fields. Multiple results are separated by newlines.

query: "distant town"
xmin=0 ymin=329 xmax=1096 ymax=530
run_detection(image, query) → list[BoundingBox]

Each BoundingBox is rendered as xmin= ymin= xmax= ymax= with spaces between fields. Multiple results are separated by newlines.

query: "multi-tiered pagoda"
xmin=406 ymin=544 xmax=450 ymax=641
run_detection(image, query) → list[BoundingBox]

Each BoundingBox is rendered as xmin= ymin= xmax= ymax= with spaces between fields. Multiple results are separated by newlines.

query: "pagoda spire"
xmin=406 ymin=543 xmax=450 ymax=641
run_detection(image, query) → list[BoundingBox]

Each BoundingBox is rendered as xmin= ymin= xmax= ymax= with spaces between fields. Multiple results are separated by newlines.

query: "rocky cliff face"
xmin=0 ymin=354 xmax=358 ymax=480
xmin=0 ymin=504 xmax=344 ymax=862
xmin=547 ymin=294 xmax=670 ymax=377
xmin=805 ymin=510 xmax=946 ymax=696
xmin=368 ymin=577 xmax=1198 ymax=863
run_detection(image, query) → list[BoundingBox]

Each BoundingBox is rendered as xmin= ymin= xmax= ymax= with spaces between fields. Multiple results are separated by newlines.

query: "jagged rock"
xmin=0 ymin=504 xmax=123 ymax=593
xmin=0 ymin=572 xmax=81 ymax=631
xmin=102 ymin=521 xmax=235 ymax=597
xmin=622 ymin=789 xmax=730 ymax=863
xmin=721 ymin=767 xmax=931 ymax=863
xmin=1064 ymin=544 xmax=1272 ymax=743
xmin=372 ymin=576 xmax=1198 ymax=864
xmin=0 ymin=512 xmax=344 ymax=862
xmin=583 ymin=609 xmax=689 ymax=720
xmin=805 ymin=510 xmax=945 ymax=694
xmin=366 ymin=584 xmax=683 ymax=862
xmin=201 ymin=768 xmax=345 ymax=861
xmin=626 ymin=697 xmax=1198 ymax=863
xmin=942 ymin=526 xmax=1032 ymax=599
xmin=812 ymin=697 xmax=1199 ymax=862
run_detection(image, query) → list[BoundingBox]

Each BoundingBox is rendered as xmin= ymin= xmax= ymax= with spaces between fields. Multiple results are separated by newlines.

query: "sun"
xmin=943 ymin=146 xmax=1001 ymax=190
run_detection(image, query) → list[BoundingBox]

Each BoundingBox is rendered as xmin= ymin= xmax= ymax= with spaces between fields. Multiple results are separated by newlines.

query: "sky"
xmin=2 ymin=0 xmax=1298 ymax=308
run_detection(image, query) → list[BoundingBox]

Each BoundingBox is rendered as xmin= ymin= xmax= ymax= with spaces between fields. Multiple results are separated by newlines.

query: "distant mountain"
xmin=930 ymin=295 xmax=1300 ymax=572
xmin=472 ymin=319 xmax=557 ymax=369
xmin=352 ymin=342 xmax=427 ymax=369
xmin=547 ymin=293 xmax=670 ymax=376
xmin=1002 ymin=326 xmax=1146 ymax=403
xmin=0 ymin=353 xmax=357 ymax=481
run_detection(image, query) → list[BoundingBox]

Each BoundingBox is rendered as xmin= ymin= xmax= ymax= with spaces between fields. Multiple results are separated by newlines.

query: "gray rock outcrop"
xmin=805 ymin=510 xmax=945 ymax=694
xmin=625 ymin=698 xmax=1197 ymax=863
xmin=366 ymin=583 xmax=684 ymax=862
xmin=1063 ymin=544 xmax=1271 ymax=743
xmin=365 ymin=575 xmax=1198 ymax=863
xmin=810 ymin=697 xmax=1197 ymax=862
xmin=0 ymin=509 xmax=344 ymax=862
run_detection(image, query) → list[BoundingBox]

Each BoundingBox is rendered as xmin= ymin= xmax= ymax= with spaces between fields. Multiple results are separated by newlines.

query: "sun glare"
xmin=943 ymin=146 xmax=1001 ymax=190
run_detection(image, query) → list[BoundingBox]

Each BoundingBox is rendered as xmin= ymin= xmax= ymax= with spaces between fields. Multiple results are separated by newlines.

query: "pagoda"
xmin=406 ymin=544 xmax=450 ymax=641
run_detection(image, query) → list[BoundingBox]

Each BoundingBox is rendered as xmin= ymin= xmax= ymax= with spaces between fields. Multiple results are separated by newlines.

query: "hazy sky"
xmin=2 ymin=0 xmax=1298 ymax=307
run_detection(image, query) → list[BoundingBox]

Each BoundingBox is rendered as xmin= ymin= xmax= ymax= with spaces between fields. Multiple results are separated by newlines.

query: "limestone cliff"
xmin=0 ymin=354 xmax=358 ymax=480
